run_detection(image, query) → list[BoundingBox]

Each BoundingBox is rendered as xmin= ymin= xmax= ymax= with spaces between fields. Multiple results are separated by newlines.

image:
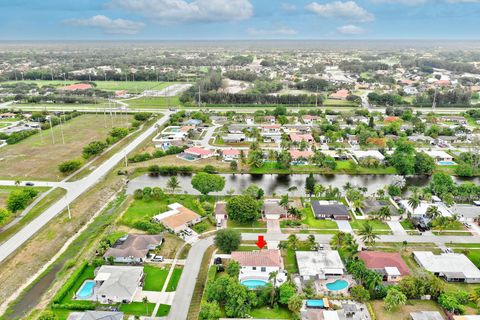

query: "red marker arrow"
xmin=256 ymin=235 xmax=267 ymax=249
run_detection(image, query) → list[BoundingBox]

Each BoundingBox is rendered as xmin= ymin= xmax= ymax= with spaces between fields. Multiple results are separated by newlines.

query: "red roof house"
xmin=59 ymin=83 xmax=93 ymax=91
xmin=358 ymin=251 xmax=410 ymax=282
xmin=289 ymin=150 xmax=314 ymax=160
xmin=329 ymin=89 xmax=349 ymax=100
xmin=289 ymin=133 xmax=315 ymax=143
xmin=231 ymin=250 xmax=283 ymax=268
xmin=183 ymin=147 xmax=213 ymax=158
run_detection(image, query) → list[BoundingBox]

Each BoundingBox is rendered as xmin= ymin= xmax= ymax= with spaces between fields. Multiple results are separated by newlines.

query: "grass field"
xmin=166 ymin=267 xmax=183 ymax=292
xmin=123 ymin=96 xmax=181 ymax=108
xmin=250 ymin=306 xmax=292 ymax=319
xmin=350 ymin=219 xmax=391 ymax=232
xmin=249 ymin=161 xmax=397 ymax=175
xmin=120 ymin=302 xmax=156 ymax=317
xmin=2 ymin=80 xmax=174 ymax=94
xmin=371 ymin=299 xmax=445 ymax=320
xmin=0 ymin=114 xmax=132 ymax=180
xmin=143 ymin=264 xmax=169 ymax=291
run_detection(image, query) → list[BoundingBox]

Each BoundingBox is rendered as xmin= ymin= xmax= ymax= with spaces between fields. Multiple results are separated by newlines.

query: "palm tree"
xmin=426 ymin=206 xmax=440 ymax=220
xmin=268 ymin=271 xmax=279 ymax=306
xmin=377 ymin=206 xmax=392 ymax=221
xmin=307 ymin=234 xmax=317 ymax=250
xmin=142 ymin=296 xmax=149 ymax=315
xmin=14 ymin=180 xmax=20 ymax=187
xmin=314 ymin=184 xmax=325 ymax=198
xmin=407 ymin=195 xmax=421 ymax=218
xmin=279 ymin=194 xmax=290 ymax=210
xmin=330 ymin=231 xmax=346 ymax=250
xmin=358 ymin=221 xmax=380 ymax=246
xmin=287 ymin=234 xmax=299 ymax=250
xmin=167 ymin=176 xmax=180 ymax=193
xmin=364 ymin=272 xmax=382 ymax=292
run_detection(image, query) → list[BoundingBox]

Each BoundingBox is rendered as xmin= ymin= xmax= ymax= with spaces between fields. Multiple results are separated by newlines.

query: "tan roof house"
xmin=153 ymin=203 xmax=201 ymax=233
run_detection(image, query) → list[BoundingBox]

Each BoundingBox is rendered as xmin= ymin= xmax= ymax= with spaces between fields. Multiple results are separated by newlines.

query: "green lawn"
xmin=143 ymin=265 xmax=169 ymax=291
xmin=227 ymin=220 xmax=267 ymax=228
xmin=166 ymin=267 xmax=183 ymax=292
xmin=250 ymin=306 xmax=293 ymax=319
xmin=120 ymin=195 xmax=213 ymax=228
xmin=119 ymin=302 xmax=156 ymax=316
xmin=156 ymin=304 xmax=171 ymax=317
xmin=350 ymin=219 xmax=391 ymax=231
xmin=124 ymin=96 xmax=181 ymax=108
xmin=299 ymin=207 xmax=338 ymax=229
xmin=400 ymin=220 xmax=415 ymax=230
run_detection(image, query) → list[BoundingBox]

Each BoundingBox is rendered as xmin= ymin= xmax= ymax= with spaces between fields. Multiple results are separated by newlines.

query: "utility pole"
xmin=103 ymin=107 xmax=107 ymax=128
xmin=59 ymin=109 xmax=65 ymax=144
xmin=432 ymin=88 xmax=437 ymax=111
xmin=65 ymin=193 xmax=71 ymax=219
xmin=48 ymin=116 xmax=55 ymax=144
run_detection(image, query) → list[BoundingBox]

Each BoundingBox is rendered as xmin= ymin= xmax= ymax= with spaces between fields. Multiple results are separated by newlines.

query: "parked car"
xmin=151 ymin=255 xmax=164 ymax=262
xmin=25 ymin=182 xmax=34 ymax=186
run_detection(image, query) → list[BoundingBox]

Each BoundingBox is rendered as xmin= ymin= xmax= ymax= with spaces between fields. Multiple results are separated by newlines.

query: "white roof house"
xmin=424 ymin=150 xmax=454 ymax=164
xmin=413 ymin=251 xmax=480 ymax=283
xmin=351 ymin=150 xmax=385 ymax=161
xmin=94 ymin=265 xmax=143 ymax=303
xmin=399 ymin=200 xmax=452 ymax=218
xmin=296 ymin=251 xmax=344 ymax=280
xmin=67 ymin=311 xmax=124 ymax=320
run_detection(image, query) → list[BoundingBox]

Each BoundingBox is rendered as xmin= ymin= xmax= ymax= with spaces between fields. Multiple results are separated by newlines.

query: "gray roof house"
xmin=362 ymin=198 xmax=399 ymax=217
xmin=311 ymin=200 xmax=351 ymax=220
xmin=410 ymin=311 xmax=444 ymax=320
xmin=413 ymin=251 xmax=480 ymax=283
xmin=94 ymin=265 xmax=144 ymax=303
xmin=67 ymin=311 xmax=123 ymax=320
xmin=103 ymin=234 xmax=163 ymax=263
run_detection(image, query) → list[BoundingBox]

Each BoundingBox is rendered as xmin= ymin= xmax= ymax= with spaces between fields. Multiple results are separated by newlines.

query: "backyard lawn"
xmin=371 ymin=299 xmax=446 ymax=320
xmin=0 ymin=114 xmax=132 ymax=180
xmin=143 ymin=265 xmax=169 ymax=291
xmin=250 ymin=306 xmax=293 ymax=319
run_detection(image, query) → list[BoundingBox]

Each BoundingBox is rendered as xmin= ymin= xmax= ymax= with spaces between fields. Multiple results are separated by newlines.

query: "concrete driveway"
xmin=387 ymin=221 xmax=407 ymax=236
xmin=336 ymin=220 xmax=353 ymax=233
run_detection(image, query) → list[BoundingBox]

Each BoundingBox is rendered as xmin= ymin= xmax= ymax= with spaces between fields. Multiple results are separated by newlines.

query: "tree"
xmin=199 ymin=301 xmax=222 ymax=320
xmin=407 ymin=195 xmax=420 ymax=217
xmin=377 ymin=206 xmax=392 ymax=221
xmin=82 ymin=140 xmax=107 ymax=158
xmin=230 ymin=160 xmax=238 ymax=172
xmin=226 ymin=195 xmax=261 ymax=223
xmin=248 ymin=149 xmax=264 ymax=168
xmin=428 ymin=173 xmax=455 ymax=197
xmin=390 ymin=139 xmax=416 ymax=175
xmin=167 ymin=176 xmax=181 ymax=193
xmin=142 ymin=296 xmax=149 ymax=315
xmin=269 ymin=271 xmax=279 ymax=306
xmin=350 ymin=285 xmax=371 ymax=302
xmin=278 ymin=281 xmax=297 ymax=305
xmin=384 ymin=287 xmax=407 ymax=311
xmin=307 ymin=234 xmax=317 ymax=250
xmin=58 ymin=159 xmax=83 ymax=173
xmin=225 ymin=281 xmax=252 ymax=318
xmin=243 ymin=185 xmax=264 ymax=200
xmin=226 ymin=260 xmax=241 ymax=277
xmin=314 ymin=184 xmax=325 ymax=198
xmin=414 ymin=152 xmax=435 ymax=175
xmin=305 ymin=173 xmax=315 ymax=197
xmin=279 ymin=194 xmax=290 ymax=210
xmin=426 ymin=206 xmax=440 ymax=219
xmin=0 ymin=208 xmax=11 ymax=225
xmin=288 ymin=294 xmax=303 ymax=314
xmin=214 ymin=229 xmax=241 ymax=253
xmin=358 ymin=221 xmax=379 ymax=246
xmin=38 ymin=311 xmax=58 ymax=320
xmin=191 ymin=172 xmax=225 ymax=196
xmin=287 ymin=234 xmax=299 ymax=250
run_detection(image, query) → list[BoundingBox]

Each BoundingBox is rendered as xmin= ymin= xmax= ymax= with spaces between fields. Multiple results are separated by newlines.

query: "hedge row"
xmin=128 ymin=146 xmax=186 ymax=163
xmin=52 ymin=261 xmax=89 ymax=304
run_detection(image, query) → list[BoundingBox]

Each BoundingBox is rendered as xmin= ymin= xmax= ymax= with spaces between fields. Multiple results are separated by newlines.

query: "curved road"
xmin=0 ymin=112 xmax=172 ymax=263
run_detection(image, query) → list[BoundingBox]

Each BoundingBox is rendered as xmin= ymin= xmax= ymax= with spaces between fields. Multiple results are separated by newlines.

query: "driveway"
xmin=267 ymin=219 xmax=281 ymax=234
xmin=387 ymin=221 xmax=407 ymax=236
xmin=336 ymin=220 xmax=353 ymax=233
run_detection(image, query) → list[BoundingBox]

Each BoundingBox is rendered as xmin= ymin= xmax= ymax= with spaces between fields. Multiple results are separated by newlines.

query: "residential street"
xmin=0 ymin=112 xmax=172 ymax=263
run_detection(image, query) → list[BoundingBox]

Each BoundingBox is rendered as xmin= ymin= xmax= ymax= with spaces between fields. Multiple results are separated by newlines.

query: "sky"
xmin=0 ymin=0 xmax=479 ymax=40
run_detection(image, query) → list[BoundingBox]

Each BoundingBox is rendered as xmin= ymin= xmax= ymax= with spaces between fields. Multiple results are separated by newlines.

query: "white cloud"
xmin=337 ymin=24 xmax=365 ymax=34
xmin=370 ymin=0 xmax=428 ymax=5
xmin=108 ymin=0 xmax=253 ymax=23
xmin=446 ymin=0 xmax=480 ymax=2
xmin=247 ymin=26 xmax=297 ymax=36
xmin=64 ymin=15 xmax=145 ymax=34
xmin=306 ymin=1 xmax=374 ymax=22
xmin=281 ymin=3 xmax=297 ymax=11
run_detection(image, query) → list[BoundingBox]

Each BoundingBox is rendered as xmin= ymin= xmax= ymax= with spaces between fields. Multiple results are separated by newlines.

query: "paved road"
xmin=0 ymin=112 xmax=172 ymax=263
xmin=167 ymin=236 xmax=214 ymax=320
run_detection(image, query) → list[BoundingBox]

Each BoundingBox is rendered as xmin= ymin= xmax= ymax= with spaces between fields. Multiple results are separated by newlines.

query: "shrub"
xmin=58 ymin=159 xmax=83 ymax=173
xmin=7 ymin=188 xmax=38 ymax=212
xmin=82 ymin=141 xmax=107 ymax=158
xmin=134 ymin=112 xmax=152 ymax=121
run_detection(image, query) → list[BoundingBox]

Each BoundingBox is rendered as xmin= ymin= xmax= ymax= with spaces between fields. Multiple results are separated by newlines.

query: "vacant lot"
xmin=124 ymin=96 xmax=181 ymax=108
xmin=0 ymin=114 xmax=132 ymax=180
xmin=371 ymin=300 xmax=445 ymax=320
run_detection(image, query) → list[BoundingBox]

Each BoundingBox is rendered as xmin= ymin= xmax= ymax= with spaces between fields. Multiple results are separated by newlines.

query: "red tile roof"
xmin=60 ymin=83 xmax=93 ymax=91
xmin=184 ymin=147 xmax=212 ymax=156
xmin=231 ymin=249 xmax=282 ymax=267
xmin=358 ymin=251 xmax=410 ymax=276
xmin=289 ymin=150 xmax=314 ymax=160
xmin=329 ymin=89 xmax=349 ymax=100
xmin=223 ymin=149 xmax=240 ymax=156
xmin=289 ymin=133 xmax=314 ymax=142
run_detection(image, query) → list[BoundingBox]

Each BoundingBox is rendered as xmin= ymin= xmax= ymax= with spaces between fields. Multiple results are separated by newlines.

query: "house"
xmin=424 ymin=150 xmax=454 ymax=165
xmin=361 ymin=198 xmax=398 ymax=218
xmin=290 ymin=133 xmax=315 ymax=144
xmin=215 ymin=202 xmax=227 ymax=224
xmin=262 ymin=199 xmax=287 ymax=219
xmin=440 ymin=116 xmax=467 ymax=125
xmin=358 ymin=251 xmax=410 ymax=282
xmin=413 ymin=251 xmax=480 ymax=283
xmin=67 ymin=311 xmax=124 ymax=320
xmin=182 ymin=147 xmax=214 ymax=160
xmin=351 ymin=150 xmax=385 ymax=162
xmin=329 ymin=89 xmax=349 ymax=100
xmin=59 ymin=83 xmax=93 ymax=91
xmin=222 ymin=149 xmax=241 ymax=161
xmin=222 ymin=133 xmax=247 ymax=143
xmin=296 ymin=250 xmax=345 ymax=281
xmin=404 ymin=86 xmax=418 ymax=95
xmin=0 ymin=112 xmax=16 ymax=119
xmin=261 ymin=124 xmax=282 ymax=133
xmin=231 ymin=249 xmax=287 ymax=285
xmin=263 ymin=116 xmax=276 ymax=124
xmin=302 ymin=115 xmax=320 ymax=124
xmin=93 ymin=265 xmax=143 ymax=304
xmin=399 ymin=200 xmax=452 ymax=218
xmin=115 ymin=90 xmax=129 ymax=98
xmin=103 ymin=234 xmax=163 ymax=264
xmin=184 ymin=119 xmax=202 ymax=126
xmin=290 ymin=150 xmax=314 ymax=163
xmin=311 ymin=200 xmax=351 ymax=220
xmin=410 ymin=311 xmax=444 ymax=320
xmin=347 ymin=135 xmax=359 ymax=146
xmin=153 ymin=203 xmax=201 ymax=233
xmin=453 ymin=316 xmax=480 ymax=320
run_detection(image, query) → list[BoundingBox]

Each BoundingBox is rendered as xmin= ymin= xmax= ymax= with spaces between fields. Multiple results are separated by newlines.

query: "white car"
xmin=151 ymin=255 xmax=164 ymax=262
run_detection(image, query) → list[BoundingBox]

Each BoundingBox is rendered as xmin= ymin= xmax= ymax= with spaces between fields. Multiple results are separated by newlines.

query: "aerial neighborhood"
xmin=1 ymin=36 xmax=480 ymax=320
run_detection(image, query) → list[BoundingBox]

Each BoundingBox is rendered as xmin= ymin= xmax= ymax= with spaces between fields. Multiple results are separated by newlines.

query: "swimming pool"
xmin=180 ymin=154 xmax=198 ymax=161
xmin=326 ymin=279 xmax=349 ymax=291
xmin=438 ymin=161 xmax=456 ymax=166
xmin=306 ymin=299 xmax=324 ymax=308
xmin=76 ymin=280 xmax=95 ymax=299
xmin=241 ymin=279 xmax=268 ymax=289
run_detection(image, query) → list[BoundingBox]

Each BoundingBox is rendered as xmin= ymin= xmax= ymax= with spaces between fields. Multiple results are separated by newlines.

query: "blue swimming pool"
xmin=241 ymin=279 xmax=268 ymax=289
xmin=326 ymin=279 xmax=349 ymax=291
xmin=306 ymin=299 xmax=325 ymax=308
xmin=76 ymin=280 xmax=95 ymax=299
xmin=438 ymin=161 xmax=456 ymax=166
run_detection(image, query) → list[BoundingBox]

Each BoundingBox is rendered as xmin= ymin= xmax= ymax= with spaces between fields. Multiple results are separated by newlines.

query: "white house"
xmin=231 ymin=250 xmax=287 ymax=285
xmin=399 ymin=200 xmax=452 ymax=218
xmin=93 ymin=266 xmax=143 ymax=304
xmin=222 ymin=149 xmax=241 ymax=162
xmin=351 ymin=150 xmax=385 ymax=162
xmin=296 ymin=250 xmax=345 ymax=281
xmin=424 ymin=150 xmax=454 ymax=165
xmin=413 ymin=251 xmax=480 ymax=283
